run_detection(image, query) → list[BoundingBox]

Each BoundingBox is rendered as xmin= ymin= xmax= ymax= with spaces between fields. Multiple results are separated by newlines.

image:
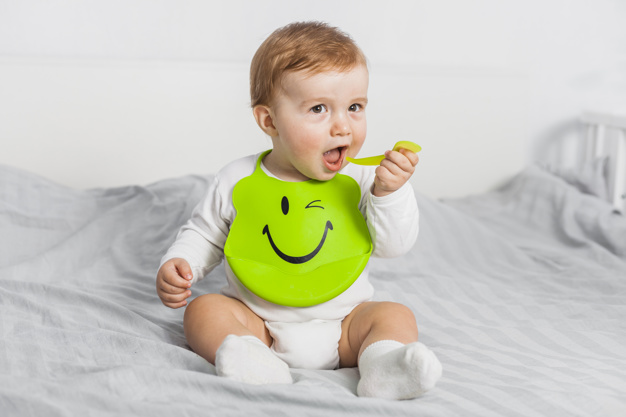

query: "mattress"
xmin=1 ymin=163 xmax=625 ymax=416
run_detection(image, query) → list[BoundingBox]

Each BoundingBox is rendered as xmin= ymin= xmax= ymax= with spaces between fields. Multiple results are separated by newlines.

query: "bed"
xmin=2 ymin=124 xmax=626 ymax=416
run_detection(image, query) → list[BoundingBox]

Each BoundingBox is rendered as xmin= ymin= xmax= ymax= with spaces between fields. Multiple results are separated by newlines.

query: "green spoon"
xmin=346 ymin=140 xmax=422 ymax=165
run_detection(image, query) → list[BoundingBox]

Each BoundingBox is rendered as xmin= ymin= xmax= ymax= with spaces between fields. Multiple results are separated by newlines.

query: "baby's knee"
xmin=185 ymin=293 xmax=231 ymax=322
xmin=374 ymin=302 xmax=417 ymax=326
xmin=187 ymin=292 xmax=223 ymax=309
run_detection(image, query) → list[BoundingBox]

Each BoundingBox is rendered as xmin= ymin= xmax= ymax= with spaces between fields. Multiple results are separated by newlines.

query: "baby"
xmin=156 ymin=21 xmax=442 ymax=400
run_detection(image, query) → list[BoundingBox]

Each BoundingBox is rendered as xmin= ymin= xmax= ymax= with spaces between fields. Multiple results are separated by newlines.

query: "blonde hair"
xmin=250 ymin=21 xmax=367 ymax=107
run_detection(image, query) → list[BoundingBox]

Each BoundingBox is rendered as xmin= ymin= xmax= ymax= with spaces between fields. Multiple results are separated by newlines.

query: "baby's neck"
xmin=261 ymin=153 xmax=310 ymax=182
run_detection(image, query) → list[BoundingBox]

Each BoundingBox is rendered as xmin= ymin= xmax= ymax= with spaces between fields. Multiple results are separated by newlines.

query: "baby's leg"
xmin=184 ymin=294 xmax=292 ymax=384
xmin=339 ymin=302 xmax=442 ymax=400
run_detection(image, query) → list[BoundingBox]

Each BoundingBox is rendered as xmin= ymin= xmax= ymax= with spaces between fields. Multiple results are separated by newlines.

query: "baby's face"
xmin=264 ymin=64 xmax=369 ymax=182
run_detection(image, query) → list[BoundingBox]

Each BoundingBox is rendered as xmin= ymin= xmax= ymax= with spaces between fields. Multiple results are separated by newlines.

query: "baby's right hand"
xmin=156 ymin=258 xmax=193 ymax=309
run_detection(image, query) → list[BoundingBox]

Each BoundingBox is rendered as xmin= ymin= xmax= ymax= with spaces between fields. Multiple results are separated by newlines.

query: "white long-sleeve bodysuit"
xmin=161 ymin=152 xmax=419 ymax=369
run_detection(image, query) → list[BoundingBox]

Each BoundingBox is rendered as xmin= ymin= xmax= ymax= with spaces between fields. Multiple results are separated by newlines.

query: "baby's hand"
xmin=156 ymin=258 xmax=193 ymax=309
xmin=373 ymin=148 xmax=419 ymax=197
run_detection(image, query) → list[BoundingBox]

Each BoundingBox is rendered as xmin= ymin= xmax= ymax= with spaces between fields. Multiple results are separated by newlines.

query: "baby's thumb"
xmin=175 ymin=259 xmax=193 ymax=281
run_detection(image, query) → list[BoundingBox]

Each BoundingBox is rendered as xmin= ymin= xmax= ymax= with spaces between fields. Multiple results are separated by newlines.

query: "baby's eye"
xmin=310 ymin=104 xmax=327 ymax=114
xmin=349 ymin=103 xmax=363 ymax=112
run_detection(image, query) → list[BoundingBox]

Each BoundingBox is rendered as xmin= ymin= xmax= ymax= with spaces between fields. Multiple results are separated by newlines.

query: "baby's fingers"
xmin=163 ymin=271 xmax=192 ymax=289
xmin=161 ymin=296 xmax=190 ymax=309
xmin=159 ymin=279 xmax=190 ymax=296
xmin=384 ymin=149 xmax=417 ymax=172
xmin=164 ymin=300 xmax=188 ymax=309
xmin=156 ymin=258 xmax=194 ymax=309
xmin=161 ymin=290 xmax=192 ymax=304
xmin=161 ymin=261 xmax=192 ymax=288
xmin=173 ymin=258 xmax=193 ymax=281
xmin=400 ymin=148 xmax=420 ymax=167
xmin=158 ymin=285 xmax=192 ymax=308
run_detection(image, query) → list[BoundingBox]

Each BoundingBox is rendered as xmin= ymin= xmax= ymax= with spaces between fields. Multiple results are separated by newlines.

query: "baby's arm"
xmin=357 ymin=148 xmax=419 ymax=258
xmin=372 ymin=148 xmax=419 ymax=197
xmin=156 ymin=175 xmax=233 ymax=308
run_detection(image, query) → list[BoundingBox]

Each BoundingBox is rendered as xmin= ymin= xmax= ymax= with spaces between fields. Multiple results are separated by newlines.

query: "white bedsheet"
xmin=1 ymin=163 xmax=625 ymax=416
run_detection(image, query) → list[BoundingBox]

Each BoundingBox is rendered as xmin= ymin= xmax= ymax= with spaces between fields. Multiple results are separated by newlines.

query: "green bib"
xmin=224 ymin=151 xmax=373 ymax=307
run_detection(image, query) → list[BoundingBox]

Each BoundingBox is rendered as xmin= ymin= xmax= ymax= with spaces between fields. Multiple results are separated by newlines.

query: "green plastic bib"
xmin=224 ymin=151 xmax=372 ymax=307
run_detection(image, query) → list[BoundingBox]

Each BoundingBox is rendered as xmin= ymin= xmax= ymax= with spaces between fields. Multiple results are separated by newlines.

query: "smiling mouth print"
xmin=262 ymin=196 xmax=333 ymax=264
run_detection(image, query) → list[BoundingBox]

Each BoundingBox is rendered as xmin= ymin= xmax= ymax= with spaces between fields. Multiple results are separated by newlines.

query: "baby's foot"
xmin=215 ymin=334 xmax=293 ymax=385
xmin=357 ymin=340 xmax=442 ymax=400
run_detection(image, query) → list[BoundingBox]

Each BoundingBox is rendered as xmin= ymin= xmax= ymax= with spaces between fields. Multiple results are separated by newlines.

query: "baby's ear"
xmin=253 ymin=105 xmax=278 ymax=137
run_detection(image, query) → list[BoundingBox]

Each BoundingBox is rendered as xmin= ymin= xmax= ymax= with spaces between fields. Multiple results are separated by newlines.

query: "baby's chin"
xmin=306 ymin=168 xmax=340 ymax=182
xmin=296 ymin=160 xmax=345 ymax=182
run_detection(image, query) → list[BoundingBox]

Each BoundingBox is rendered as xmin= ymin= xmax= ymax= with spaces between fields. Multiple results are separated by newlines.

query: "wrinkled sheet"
xmin=1 ymin=164 xmax=625 ymax=416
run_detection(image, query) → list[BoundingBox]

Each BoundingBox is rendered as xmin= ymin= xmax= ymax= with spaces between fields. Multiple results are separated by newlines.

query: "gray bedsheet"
xmin=1 ymin=164 xmax=625 ymax=416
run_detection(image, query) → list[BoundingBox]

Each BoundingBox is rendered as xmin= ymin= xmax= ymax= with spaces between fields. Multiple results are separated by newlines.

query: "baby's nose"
xmin=331 ymin=114 xmax=350 ymax=136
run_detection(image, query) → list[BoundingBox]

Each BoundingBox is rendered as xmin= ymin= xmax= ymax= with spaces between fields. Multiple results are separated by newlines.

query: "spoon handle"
xmin=346 ymin=155 xmax=385 ymax=165
xmin=346 ymin=141 xmax=422 ymax=166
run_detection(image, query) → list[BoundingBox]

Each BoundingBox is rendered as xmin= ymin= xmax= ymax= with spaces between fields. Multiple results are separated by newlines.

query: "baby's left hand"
xmin=372 ymin=148 xmax=419 ymax=197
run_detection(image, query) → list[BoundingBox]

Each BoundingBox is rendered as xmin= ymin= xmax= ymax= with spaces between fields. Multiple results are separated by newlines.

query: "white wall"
xmin=1 ymin=0 xmax=625 ymax=192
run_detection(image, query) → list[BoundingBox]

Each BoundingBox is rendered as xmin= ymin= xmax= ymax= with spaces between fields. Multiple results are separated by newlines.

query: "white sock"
xmin=357 ymin=340 xmax=442 ymax=400
xmin=215 ymin=334 xmax=293 ymax=385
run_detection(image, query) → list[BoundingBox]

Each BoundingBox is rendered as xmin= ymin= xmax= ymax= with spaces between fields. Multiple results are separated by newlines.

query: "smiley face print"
xmin=224 ymin=151 xmax=372 ymax=307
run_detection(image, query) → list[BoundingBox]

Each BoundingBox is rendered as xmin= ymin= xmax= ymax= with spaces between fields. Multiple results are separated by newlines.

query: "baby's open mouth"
xmin=323 ymin=146 xmax=347 ymax=171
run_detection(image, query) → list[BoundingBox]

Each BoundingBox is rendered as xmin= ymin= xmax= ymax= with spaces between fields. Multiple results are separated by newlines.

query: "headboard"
xmin=581 ymin=111 xmax=626 ymax=213
xmin=0 ymin=57 xmax=528 ymax=199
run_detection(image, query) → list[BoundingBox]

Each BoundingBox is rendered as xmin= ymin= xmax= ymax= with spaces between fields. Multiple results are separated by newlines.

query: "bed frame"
xmin=581 ymin=111 xmax=626 ymax=213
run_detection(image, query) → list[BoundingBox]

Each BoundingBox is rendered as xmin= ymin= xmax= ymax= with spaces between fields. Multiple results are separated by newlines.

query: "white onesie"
xmin=161 ymin=152 xmax=419 ymax=369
